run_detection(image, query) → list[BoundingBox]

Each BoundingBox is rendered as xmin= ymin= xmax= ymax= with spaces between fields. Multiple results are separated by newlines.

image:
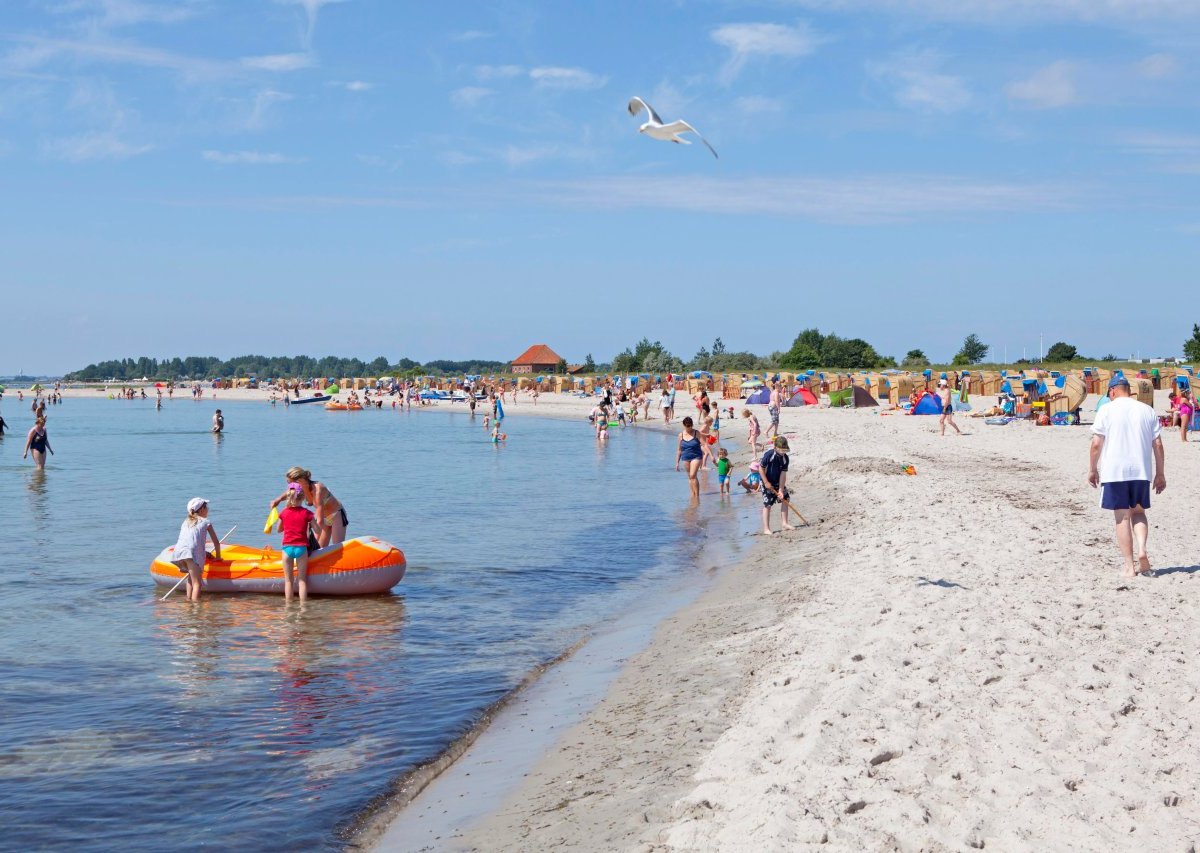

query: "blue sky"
xmin=2 ymin=0 xmax=1199 ymax=373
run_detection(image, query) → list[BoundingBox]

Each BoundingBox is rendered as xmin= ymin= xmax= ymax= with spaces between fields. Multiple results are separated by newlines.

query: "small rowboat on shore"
xmin=292 ymin=394 xmax=332 ymax=405
xmin=150 ymin=536 xmax=406 ymax=595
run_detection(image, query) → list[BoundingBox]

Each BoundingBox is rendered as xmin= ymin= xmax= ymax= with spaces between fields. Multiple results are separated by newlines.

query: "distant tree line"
xmin=65 ymin=355 xmax=511 ymax=381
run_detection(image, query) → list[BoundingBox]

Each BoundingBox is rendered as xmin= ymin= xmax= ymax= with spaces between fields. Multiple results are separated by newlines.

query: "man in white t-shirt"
xmin=1088 ymin=376 xmax=1166 ymax=577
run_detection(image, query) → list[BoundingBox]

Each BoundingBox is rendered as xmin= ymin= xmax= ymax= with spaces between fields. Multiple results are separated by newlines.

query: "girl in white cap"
xmin=170 ymin=498 xmax=222 ymax=601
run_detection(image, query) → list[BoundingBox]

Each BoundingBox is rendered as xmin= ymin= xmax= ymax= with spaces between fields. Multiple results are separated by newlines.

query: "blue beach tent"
xmin=912 ymin=395 xmax=942 ymax=415
xmin=746 ymin=387 xmax=771 ymax=405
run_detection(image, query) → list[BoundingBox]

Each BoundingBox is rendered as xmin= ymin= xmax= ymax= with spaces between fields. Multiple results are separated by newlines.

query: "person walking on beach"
xmin=169 ymin=497 xmax=222 ymax=602
xmin=764 ymin=381 xmax=782 ymax=443
xmin=270 ymin=467 xmax=347 ymax=548
xmin=937 ymin=379 xmax=961 ymax=436
xmin=1088 ymin=376 xmax=1166 ymax=578
xmin=23 ymin=417 xmax=53 ymax=468
xmin=675 ymin=416 xmax=713 ymax=500
xmin=1177 ymin=387 xmax=1195 ymax=443
xmin=760 ymin=436 xmax=797 ymax=535
xmin=278 ymin=485 xmax=320 ymax=601
xmin=743 ymin=408 xmax=762 ymax=454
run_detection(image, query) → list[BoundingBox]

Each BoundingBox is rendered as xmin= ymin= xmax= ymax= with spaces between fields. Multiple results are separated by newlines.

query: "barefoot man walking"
xmin=1088 ymin=376 xmax=1165 ymax=578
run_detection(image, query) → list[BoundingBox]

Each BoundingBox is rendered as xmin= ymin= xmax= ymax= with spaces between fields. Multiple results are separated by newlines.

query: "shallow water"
xmin=0 ymin=396 xmax=734 ymax=850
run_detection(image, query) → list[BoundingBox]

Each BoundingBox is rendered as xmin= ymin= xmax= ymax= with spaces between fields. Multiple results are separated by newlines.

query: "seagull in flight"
xmin=627 ymin=96 xmax=718 ymax=159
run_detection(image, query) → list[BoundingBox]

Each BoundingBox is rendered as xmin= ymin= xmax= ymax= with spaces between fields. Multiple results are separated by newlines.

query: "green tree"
xmin=555 ymin=358 xmax=567 ymax=375
xmin=712 ymin=337 xmax=726 ymax=356
xmin=582 ymin=353 xmax=596 ymax=372
xmin=901 ymin=349 xmax=930 ymax=368
xmin=954 ymin=333 xmax=989 ymax=365
xmin=1183 ymin=324 xmax=1200 ymax=363
xmin=780 ymin=342 xmax=821 ymax=371
xmin=1044 ymin=341 xmax=1078 ymax=362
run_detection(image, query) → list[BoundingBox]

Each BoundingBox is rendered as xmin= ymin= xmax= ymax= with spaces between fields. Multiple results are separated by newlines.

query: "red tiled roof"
xmin=512 ymin=344 xmax=563 ymax=365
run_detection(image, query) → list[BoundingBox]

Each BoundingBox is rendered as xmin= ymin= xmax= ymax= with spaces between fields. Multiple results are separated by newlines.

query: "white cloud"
xmin=502 ymin=144 xmax=560 ymax=168
xmin=439 ymin=150 xmax=482 ymax=167
xmin=43 ymin=130 xmax=152 ymax=162
xmin=275 ymin=0 xmax=348 ymax=49
xmin=735 ymin=95 xmax=785 ymax=114
xmin=51 ymin=0 xmax=203 ymax=27
xmin=1137 ymin=53 xmax=1179 ymax=78
xmin=451 ymin=30 xmax=493 ymax=42
xmin=451 ymin=86 xmax=494 ymax=108
xmin=869 ymin=51 xmax=971 ymax=113
xmin=711 ymin=22 xmax=819 ymax=83
xmin=772 ymin=1 xmax=1200 ymax=24
xmin=529 ymin=66 xmax=608 ymax=90
xmin=1119 ymin=131 xmax=1200 ymax=173
xmin=530 ymin=174 xmax=1078 ymax=223
xmin=1006 ymin=61 xmax=1076 ymax=109
xmin=202 ymin=149 xmax=304 ymax=164
xmin=214 ymin=173 xmax=1081 ymax=223
xmin=341 ymin=80 xmax=371 ymax=91
xmin=4 ymin=37 xmax=313 ymax=80
xmin=474 ymin=64 xmax=523 ymax=80
xmin=246 ymin=89 xmax=292 ymax=129
xmin=241 ymin=53 xmax=313 ymax=72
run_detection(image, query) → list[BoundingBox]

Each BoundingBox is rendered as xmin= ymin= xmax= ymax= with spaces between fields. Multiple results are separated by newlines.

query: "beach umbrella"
xmin=740 ymin=379 xmax=764 ymax=389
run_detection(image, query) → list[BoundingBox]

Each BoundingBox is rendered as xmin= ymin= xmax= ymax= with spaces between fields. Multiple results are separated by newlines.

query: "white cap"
xmin=187 ymin=497 xmax=208 ymax=513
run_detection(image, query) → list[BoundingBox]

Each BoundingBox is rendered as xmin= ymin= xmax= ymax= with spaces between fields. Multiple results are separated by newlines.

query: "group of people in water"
xmin=170 ymin=466 xmax=348 ymax=602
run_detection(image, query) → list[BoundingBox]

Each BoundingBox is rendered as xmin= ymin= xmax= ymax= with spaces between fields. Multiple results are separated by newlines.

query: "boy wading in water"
xmin=1088 ymin=376 xmax=1166 ymax=577
xmin=760 ymin=436 xmax=797 ymax=534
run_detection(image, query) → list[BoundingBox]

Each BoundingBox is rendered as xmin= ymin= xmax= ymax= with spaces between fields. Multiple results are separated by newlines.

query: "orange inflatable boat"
xmin=150 ymin=536 xmax=406 ymax=595
xmin=324 ymin=402 xmax=362 ymax=411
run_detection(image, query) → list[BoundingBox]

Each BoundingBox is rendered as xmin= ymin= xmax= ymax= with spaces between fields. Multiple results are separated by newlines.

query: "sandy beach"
xmin=48 ymin=383 xmax=1200 ymax=849
xmin=338 ymin=387 xmax=1198 ymax=852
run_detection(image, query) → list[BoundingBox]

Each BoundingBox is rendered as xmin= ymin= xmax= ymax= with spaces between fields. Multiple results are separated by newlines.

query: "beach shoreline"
xmin=359 ymin=389 xmax=1200 ymax=851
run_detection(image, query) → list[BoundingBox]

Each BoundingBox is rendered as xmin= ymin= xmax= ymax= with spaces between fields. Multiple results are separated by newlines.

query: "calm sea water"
xmin=0 ymin=396 xmax=735 ymax=851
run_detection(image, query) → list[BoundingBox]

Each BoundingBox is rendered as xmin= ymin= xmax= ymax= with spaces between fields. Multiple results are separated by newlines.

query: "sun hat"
xmin=750 ymin=460 xmax=761 ymax=471
xmin=1108 ymin=376 xmax=1130 ymax=389
xmin=774 ymin=435 xmax=790 ymax=451
xmin=287 ymin=482 xmax=303 ymax=493
xmin=187 ymin=497 xmax=208 ymax=513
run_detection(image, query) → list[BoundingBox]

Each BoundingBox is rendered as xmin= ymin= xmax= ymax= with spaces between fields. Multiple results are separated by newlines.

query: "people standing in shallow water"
xmin=212 ymin=409 xmax=224 ymax=433
xmin=278 ymin=485 xmax=320 ymax=601
xmin=675 ymin=416 xmax=713 ymax=501
xmin=170 ymin=497 xmax=222 ymax=602
xmin=23 ymin=417 xmax=53 ymax=468
xmin=269 ymin=466 xmax=347 ymax=548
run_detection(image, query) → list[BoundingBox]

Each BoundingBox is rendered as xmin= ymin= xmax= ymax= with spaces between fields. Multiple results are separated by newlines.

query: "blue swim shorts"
xmin=282 ymin=545 xmax=308 ymax=559
xmin=1100 ymin=480 xmax=1151 ymax=511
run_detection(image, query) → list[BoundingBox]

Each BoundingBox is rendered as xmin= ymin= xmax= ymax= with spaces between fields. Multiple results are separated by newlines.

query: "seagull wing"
xmin=627 ymin=96 xmax=663 ymax=125
xmin=671 ymin=120 xmax=719 ymax=159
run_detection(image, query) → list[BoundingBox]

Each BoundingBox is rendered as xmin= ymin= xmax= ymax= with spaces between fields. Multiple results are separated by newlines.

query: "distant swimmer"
xmin=23 ymin=416 xmax=53 ymax=468
xmin=212 ymin=409 xmax=224 ymax=433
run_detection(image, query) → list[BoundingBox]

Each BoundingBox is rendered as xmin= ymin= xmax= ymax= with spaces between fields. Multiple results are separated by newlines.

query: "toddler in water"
xmin=170 ymin=497 xmax=222 ymax=602
xmin=738 ymin=460 xmax=762 ymax=494
xmin=278 ymin=485 xmax=320 ymax=601
xmin=716 ymin=447 xmax=734 ymax=494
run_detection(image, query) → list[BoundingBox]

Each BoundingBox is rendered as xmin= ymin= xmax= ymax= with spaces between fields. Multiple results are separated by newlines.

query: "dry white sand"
xmin=453 ymin=391 xmax=1200 ymax=852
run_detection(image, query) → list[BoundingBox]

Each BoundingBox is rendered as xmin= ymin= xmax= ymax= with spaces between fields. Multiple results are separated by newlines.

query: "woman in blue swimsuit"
xmin=675 ymin=416 xmax=713 ymax=500
xmin=23 ymin=417 xmax=53 ymax=469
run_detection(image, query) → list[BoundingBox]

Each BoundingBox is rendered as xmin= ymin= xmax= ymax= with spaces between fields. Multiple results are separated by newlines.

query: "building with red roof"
xmin=511 ymin=344 xmax=563 ymax=374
